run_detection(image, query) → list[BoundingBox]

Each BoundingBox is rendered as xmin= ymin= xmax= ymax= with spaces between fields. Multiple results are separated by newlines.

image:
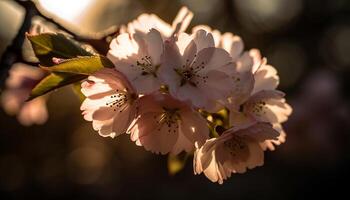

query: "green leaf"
xmin=167 ymin=153 xmax=190 ymax=175
xmin=27 ymin=33 xmax=92 ymax=66
xmin=71 ymin=82 xmax=86 ymax=103
xmin=29 ymin=72 xmax=87 ymax=100
xmin=41 ymin=55 xmax=114 ymax=75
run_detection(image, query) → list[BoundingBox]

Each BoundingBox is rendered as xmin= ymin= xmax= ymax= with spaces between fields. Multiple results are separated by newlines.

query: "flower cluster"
xmin=80 ymin=7 xmax=292 ymax=184
xmin=0 ymin=6 xmax=292 ymax=184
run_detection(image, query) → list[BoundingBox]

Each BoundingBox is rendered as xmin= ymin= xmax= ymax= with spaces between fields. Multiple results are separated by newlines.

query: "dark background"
xmin=1 ymin=0 xmax=350 ymax=199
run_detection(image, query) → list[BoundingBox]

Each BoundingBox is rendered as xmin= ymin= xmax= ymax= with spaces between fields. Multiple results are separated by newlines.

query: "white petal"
xmin=93 ymin=118 xmax=116 ymax=138
xmin=179 ymin=109 xmax=209 ymax=147
xmin=226 ymin=71 xmax=255 ymax=107
xmin=108 ymin=33 xmax=139 ymax=59
xmin=171 ymin=128 xmax=194 ymax=155
xmin=235 ymin=52 xmax=254 ymax=73
xmin=175 ymin=83 xmax=208 ymax=109
xmin=260 ymin=124 xmax=286 ymax=151
xmin=197 ymin=47 xmax=232 ymax=72
xmin=192 ymin=25 xmax=221 ymax=47
xmin=134 ymin=112 xmax=179 ymax=155
xmin=229 ymin=110 xmax=256 ymax=128
xmin=172 ymin=6 xmax=193 ymax=35
xmin=221 ymin=33 xmax=244 ymax=61
xmin=159 ymin=39 xmax=183 ymax=88
xmin=252 ymin=57 xmax=279 ymax=94
xmin=125 ymin=13 xmax=173 ymax=37
xmin=233 ymin=122 xmax=280 ymax=141
xmin=176 ymin=32 xmax=193 ymax=55
xmin=183 ymin=40 xmax=197 ymax=65
xmin=192 ymin=29 xmax=215 ymax=52
xmin=200 ymin=70 xmax=232 ymax=100
xmin=131 ymin=74 xmax=161 ymax=94
xmin=245 ymin=139 xmax=264 ymax=169
xmin=144 ymin=29 xmax=163 ymax=65
xmin=134 ymin=92 xmax=164 ymax=115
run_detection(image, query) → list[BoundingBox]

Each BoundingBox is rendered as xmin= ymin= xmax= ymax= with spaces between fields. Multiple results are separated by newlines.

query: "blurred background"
xmin=1 ymin=0 xmax=350 ymax=199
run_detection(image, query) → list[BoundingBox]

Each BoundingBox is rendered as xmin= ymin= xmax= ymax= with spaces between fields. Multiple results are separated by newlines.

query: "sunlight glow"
xmin=38 ymin=0 xmax=94 ymax=23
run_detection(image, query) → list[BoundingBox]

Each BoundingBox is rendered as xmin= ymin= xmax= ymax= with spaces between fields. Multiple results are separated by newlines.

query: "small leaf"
xmin=167 ymin=153 xmax=190 ymax=175
xmin=41 ymin=55 xmax=114 ymax=75
xmin=27 ymin=33 xmax=92 ymax=66
xmin=29 ymin=72 xmax=87 ymax=100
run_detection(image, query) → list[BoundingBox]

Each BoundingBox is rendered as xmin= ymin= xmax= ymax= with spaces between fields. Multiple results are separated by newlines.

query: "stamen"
xmin=154 ymin=107 xmax=180 ymax=133
xmin=251 ymin=100 xmax=267 ymax=116
xmin=105 ymin=89 xmax=129 ymax=112
xmin=176 ymin=55 xmax=208 ymax=87
xmin=224 ymin=136 xmax=247 ymax=157
xmin=130 ymin=55 xmax=158 ymax=77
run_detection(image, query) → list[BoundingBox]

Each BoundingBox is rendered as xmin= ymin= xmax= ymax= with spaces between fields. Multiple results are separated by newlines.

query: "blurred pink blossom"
xmin=1 ymin=63 xmax=48 ymax=126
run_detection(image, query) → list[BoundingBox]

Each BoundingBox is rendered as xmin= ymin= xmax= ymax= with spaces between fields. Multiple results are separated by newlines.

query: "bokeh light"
xmin=234 ymin=0 xmax=302 ymax=32
xmin=320 ymin=24 xmax=350 ymax=70
xmin=267 ymin=42 xmax=306 ymax=88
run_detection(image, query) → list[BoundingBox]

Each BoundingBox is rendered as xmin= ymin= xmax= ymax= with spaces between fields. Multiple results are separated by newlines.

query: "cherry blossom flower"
xmin=193 ymin=122 xmax=279 ymax=184
xmin=108 ymin=7 xmax=193 ymax=95
xmin=228 ymin=51 xmax=292 ymax=126
xmin=232 ymin=90 xmax=292 ymax=124
xmin=122 ymin=6 xmax=193 ymax=38
xmin=226 ymin=50 xmax=290 ymax=151
xmin=1 ymin=63 xmax=48 ymax=126
xmin=108 ymin=29 xmax=164 ymax=94
xmin=80 ymin=68 xmax=138 ymax=138
xmin=190 ymin=26 xmax=281 ymax=117
xmin=128 ymin=92 xmax=209 ymax=155
xmin=159 ymin=29 xmax=234 ymax=112
xmin=191 ymin=27 xmax=279 ymax=95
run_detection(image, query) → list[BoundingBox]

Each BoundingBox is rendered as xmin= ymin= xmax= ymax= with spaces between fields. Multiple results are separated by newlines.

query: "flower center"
xmin=224 ymin=136 xmax=248 ymax=157
xmin=250 ymin=100 xmax=267 ymax=116
xmin=131 ymin=55 xmax=159 ymax=77
xmin=105 ymin=89 xmax=130 ymax=112
xmin=154 ymin=107 xmax=180 ymax=133
xmin=175 ymin=57 xmax=208 ymax=87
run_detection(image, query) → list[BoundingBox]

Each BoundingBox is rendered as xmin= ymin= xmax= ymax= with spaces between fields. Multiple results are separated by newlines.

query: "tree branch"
xmin=0 ymin=0 xmax=119 ymax=89
xmin=0 ymin=0 xmax=36 ymax=89
xmin=14 ymin=0 xmax=119 ymax=54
